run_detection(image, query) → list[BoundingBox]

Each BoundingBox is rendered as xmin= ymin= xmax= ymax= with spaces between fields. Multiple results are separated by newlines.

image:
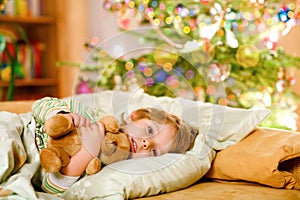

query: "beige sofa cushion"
xmin=206 ymin=127 xmax=300 ymax=189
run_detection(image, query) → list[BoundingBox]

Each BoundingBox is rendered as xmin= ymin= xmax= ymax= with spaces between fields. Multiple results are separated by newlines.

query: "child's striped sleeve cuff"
xmin=32 ymin=97 xmax=70 ymax=123
xmin=42 ymin=172 xmax=80 ymax=194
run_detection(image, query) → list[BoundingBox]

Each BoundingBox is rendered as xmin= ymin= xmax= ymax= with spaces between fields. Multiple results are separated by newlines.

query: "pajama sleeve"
xmin=32 ymin=96 xmax=99 ymax=124
xmin=32 ymin=97 xmax=97 ymax=194
xmin=31 ymin=97 xmax=71 ymax=124
xmin=42 ymin=172 xmax=80 ymax=194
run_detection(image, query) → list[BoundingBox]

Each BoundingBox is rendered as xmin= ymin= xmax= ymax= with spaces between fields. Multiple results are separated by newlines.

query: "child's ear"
xmin=128 ymin=111 xmax=138 ymax=122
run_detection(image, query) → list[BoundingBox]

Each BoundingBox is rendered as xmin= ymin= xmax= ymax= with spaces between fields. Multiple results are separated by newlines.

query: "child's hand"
xmin=79 ymin=123 xmax=105 ymax=157
xmin=63 ymin=113 xmax=91 ymax=128
xmin=59 ymin=123 xmax=104 ymax=177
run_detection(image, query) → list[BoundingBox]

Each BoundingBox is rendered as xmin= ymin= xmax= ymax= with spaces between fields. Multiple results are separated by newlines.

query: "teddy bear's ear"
xmin=44 ymin=114 xmax=75 ymax=138
xmin=100 ymin=132 xmax=130 ymax=165
xmin=99 ymin=116 xmax=120 ymax=133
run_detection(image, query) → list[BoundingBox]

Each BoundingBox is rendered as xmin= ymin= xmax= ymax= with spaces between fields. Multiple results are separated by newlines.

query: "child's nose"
xmin=142 ymin=139 xmax=150 ymax=149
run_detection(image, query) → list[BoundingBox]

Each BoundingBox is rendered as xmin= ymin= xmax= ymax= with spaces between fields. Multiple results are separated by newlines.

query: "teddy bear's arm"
xmin=60 ymin=143 xmax=96 ymax=176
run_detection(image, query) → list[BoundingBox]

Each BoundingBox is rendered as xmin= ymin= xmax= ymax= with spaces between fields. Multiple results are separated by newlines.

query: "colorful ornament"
xmin=236 ymin=44 xmax=260 ymax=68
xmin=278 ymin=6 xmax=291 ymax=22
xmin=185 ymin=70 xmax=195 ymax=80
xmin=96 ymin=0 xmax=300 ymax=130
xmin=208 ymin=63 xmax=231 ymax=82
xmin=155 ymin=69 xmax=167 ymax=82
xmin=166 ymin=75 xmax=179 ymax=89
xmin=145 ymin=77 xmax=154 ymax=86
xmin=200 ymin=0 xmax=210 ymax=5
xmin=117 ymin=7 xmax=142 ymax=30
xmin=154 ymin=44 xmax=178 ymax=65
xmin=76 ymin=80 xmax=93 ymax=94
xmin=175 ymin=4 xmax=189 ymax=18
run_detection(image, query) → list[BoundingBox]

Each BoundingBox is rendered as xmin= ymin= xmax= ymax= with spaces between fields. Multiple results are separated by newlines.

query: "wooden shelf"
xmin=0 ymin=78 xmax=57 ymax=87
xmin=0 ymin=1 xmax=58 ymax=101
xmin=0 ymin=15 xmax=55 ymax=24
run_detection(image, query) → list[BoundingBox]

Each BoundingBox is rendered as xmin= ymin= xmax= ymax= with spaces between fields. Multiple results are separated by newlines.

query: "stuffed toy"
xmin=39 ymin=114 xmax=131 ymax=175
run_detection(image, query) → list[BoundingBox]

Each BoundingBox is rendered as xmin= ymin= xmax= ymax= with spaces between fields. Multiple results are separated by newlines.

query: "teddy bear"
xmin=39 ymin=114 xmax=131 ymax=175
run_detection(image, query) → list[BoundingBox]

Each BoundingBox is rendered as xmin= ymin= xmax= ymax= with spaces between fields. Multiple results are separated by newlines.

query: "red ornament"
xmin=200 ymin=0 xmax=210 ymax=4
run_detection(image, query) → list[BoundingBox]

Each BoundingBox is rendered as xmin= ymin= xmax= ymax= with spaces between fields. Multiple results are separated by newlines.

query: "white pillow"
xmin=73 ymin=89 xmax=271 ymax=150
xmin=63 ymin=142 xmax=215 ymax=199
xmin=62 ymin=90 xmax=270 ymax=199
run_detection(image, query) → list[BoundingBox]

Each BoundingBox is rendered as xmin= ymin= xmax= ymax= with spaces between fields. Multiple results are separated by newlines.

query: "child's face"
xmin=122 ymin=118 xmax=176 ymax=159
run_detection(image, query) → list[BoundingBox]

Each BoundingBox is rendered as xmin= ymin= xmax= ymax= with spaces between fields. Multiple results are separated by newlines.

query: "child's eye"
xmin=151 ymin=148 xmax=157 ymax=156
xmin=147 ymin=126 xmax=153 ymax=135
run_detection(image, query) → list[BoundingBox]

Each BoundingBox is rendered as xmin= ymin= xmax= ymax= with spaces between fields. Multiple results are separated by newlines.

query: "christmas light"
xmin=78 ymin=0 xmax=300 ymax=130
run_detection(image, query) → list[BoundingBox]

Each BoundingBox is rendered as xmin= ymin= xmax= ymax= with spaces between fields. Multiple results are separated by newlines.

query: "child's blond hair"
xmin=129 ymin=107 xmax=198 ymax=153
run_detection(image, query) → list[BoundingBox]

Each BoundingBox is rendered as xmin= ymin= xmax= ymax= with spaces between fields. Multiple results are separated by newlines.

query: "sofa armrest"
xmin=0 ymin=100 xmax=34 ymax=114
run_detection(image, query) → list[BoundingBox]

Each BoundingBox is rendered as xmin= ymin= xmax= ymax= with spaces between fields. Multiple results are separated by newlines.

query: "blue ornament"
xmin=155 ymin=70 xmax=167 ymax=82
xmin=278 ymin=7 xmax=291 ymax=22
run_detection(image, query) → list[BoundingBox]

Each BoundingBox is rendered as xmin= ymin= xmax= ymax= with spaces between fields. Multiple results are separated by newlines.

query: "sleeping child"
xmin=31 ymin=97 xmax=199 ymax=194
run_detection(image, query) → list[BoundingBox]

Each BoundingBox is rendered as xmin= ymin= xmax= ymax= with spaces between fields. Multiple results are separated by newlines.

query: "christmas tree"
xmin=76 ymin=0 xmax=300 ymax=130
